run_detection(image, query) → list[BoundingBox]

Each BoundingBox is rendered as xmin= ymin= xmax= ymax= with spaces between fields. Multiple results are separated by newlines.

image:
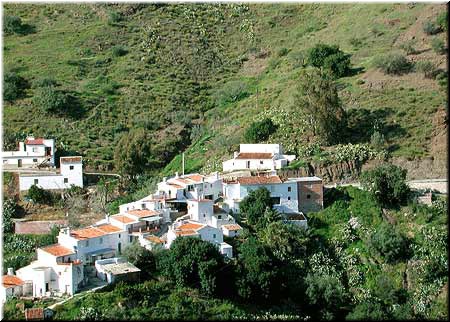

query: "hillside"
xmin=3 ymin=3 xmax=447 ymax=177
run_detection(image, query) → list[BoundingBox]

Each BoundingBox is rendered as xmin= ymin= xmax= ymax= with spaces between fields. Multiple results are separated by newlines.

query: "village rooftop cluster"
xmin=1 ymin=140 xmax=323 ymax=300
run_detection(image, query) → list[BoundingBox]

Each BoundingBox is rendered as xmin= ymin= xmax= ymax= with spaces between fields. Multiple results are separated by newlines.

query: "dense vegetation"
xmin=3 ymin=3 xmax=447 ymax=176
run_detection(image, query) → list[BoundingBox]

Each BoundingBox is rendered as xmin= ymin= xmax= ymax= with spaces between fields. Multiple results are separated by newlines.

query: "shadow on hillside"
xmin=63 ymin=93 xmax=87 ymax=119
xmin=347 ymin=66 xmax=365 ymax=77
xmin=344 ymin=107 xmax=406 ymax=144
xmin=17 ymin=23 xmax=36 ymax=35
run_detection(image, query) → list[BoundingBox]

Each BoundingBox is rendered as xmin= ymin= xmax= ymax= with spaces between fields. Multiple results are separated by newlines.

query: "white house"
xmin=94 ymin=258 xmax=140 ymax=284
xmin=15 ymin=244 xmax=84 ymax=297
xmin=19 ymin=156 xmax=83 ymax=191
xmin=2 ymin=137 xmax=56 ymax=168
xmin=1 ymin=268 xmax=24 ymax=300
xmin=156 ymin=172 xmax=223 ymax=202
xmin=222 ymin=144 xmax=296 ymax=172
xmin=166 ymin=219 xmax=233 ymax=258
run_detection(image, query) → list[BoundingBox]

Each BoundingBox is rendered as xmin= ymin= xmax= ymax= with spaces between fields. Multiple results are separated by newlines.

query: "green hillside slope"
xmin=3 ymin=3 xmax=447 ymax=175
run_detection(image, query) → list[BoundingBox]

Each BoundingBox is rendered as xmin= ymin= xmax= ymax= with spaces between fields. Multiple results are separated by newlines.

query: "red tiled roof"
xmin=60 ymin=156 xmax=82 ymax=163
xmin=222 ymin=224 xmax=242 ymax=231
xmin=25 ymin=308 xmax=44 ymax=320
xmin=167 ymin=182 xmax=184 ymax=189
xmin=145 ymin=235 xmax=164 ymax=244
xmin=175 ymin=230 xmax=198 ymax=237
xmin=41 ymin=244 xmax=75 ymax=257
xmin=236 ymin=152 xmax=273 ymax=159
xmin=237 ymin=175 xmax=282 ymax=185
xmin=184 ymin=174 xmax=204 ymax=183
xmin=96 ymin=224 xmax=123 ymax=233
xmin=111 ymin=215 xmax=136 ymax=224
xmin=25 ymin=138 xmax=45 ymax=145
xmin=127 ymin=209 xmax=159 ymax=218
xmin=177 ymin=222 xmax=204 ymax=231
xmin=2 ymin=275 xmax=24 ymax=287
xmin=70 ymin=227 xmax=106 ymax=240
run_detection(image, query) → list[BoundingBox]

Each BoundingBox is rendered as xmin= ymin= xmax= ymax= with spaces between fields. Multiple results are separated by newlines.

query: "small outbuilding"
xmin=95 ymin=258 xmax=140 ymax=284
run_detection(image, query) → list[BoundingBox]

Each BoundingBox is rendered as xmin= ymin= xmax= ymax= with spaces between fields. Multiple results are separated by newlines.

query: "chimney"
xmin=233 ymin=151 xmax=239 ymax=158
xmin=175 ymin=172 xmax=179 ymax=178
xmin=7 ymin=268 xmax=14 ymax=276
xmin=105 ymin=213 xmax=110 ymax=223
xmin=19 ymin=142 xmax=25 ymax=151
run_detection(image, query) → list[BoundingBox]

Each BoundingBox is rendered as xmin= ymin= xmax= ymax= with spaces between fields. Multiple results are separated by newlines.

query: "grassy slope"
xmin=3 ymin=3 xmax=447 ymax=175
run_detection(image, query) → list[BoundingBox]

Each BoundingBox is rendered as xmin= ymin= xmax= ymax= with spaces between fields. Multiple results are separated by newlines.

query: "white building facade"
xmin=2 ymin=137 xmax=56 ymax=167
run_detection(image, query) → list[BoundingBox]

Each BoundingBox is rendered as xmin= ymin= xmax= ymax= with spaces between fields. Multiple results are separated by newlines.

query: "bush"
xmin=4 ymin=16 xmax=23 ymax=35
xmin=373 ymin=53 xmax=413 ymax=75
xmin=108 ymin=11 xmax=123 ymax=25
xmin=360 ymin=163 xmax=410 ymax=208
xmin=370 ymin=130 xmax=386 ymax=149
xmin=431 ymin=38 xmax=446 ymax=55
xmin=436 ymin=70 xmax=448 ymax=89
xmin=399 ymin=39 xmax=417 ymax=55
xmin=32 ymin=77 xmax=58 ymax=88
xmin=26 ymin=184 xmax=53 ymax=205
xmin=3 ymin=71 xmax=27 ymax=102
xmin=239 ymin=187 xmax=274 ymax=226
xmin=244 ymin=118 xmax=277 ymax=143
xmin=423 ymin=21 xmax=442 ymax=35
xmin=436 ymin=11 xmax=447 ymax=31
xmin=277 ymin=47 xmax=289 ymax=57
xmin=33 ymin=86 xmax=69 ymax=114
xmin=111 ymin=45 xmax=128 ymax=57
xmin=307 ymin=44 xmax=351 ymax=78
xmin=214 ymin=80 xmax=248 ymax=106
xmin=415 ymin=60 xmax=438 ymax=79
xmin=368 ymin=222 xmax=410 ymax=263
xmin=2 ymin=198 xmax=17 ymax=233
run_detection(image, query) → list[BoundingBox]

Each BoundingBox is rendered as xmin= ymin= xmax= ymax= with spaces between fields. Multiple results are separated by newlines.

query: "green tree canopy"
xmin=3 ymin=71 xmax=27 ymax=102
xmin=159 ymin=237 xmax=226 ymax=296
xmin=239 ymin=187 xmax=274 ymax=227
xmin=307 ymin=43 xmax=352 ymax=78
xmin=360 ymin=163 xmax=410 ymax=208
xmin=293 ymin=68 xmax=347 ymax=145
xmin=368 ymin=222 xmax=410 ymax=263
xmin=122 ymin=241 xmax=156 ymax=279
xmin=33 ymin=85 xmax=69 ymax=114
xmin=244 ymin=118 xmax=277 ymax=143
xmin=114 ymin=128 xmax=155 ymax=179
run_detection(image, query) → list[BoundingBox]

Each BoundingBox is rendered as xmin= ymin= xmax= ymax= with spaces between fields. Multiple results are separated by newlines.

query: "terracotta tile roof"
xmin=2 ymin=275 xmax=24 ymax=287
xmin=96 ymin=224 xmax=123 ymax=233
xmin=236 ymin=152 xmax=273 ymax=159
xmin=173 ymin=178 xmax=190 ymax=184
xmin=177 ymin=222 xmax=205 ymax=231
xmin=222 ymin=224 xmax=243 ymax=231
xmin=145 ymin=235 xmax=164 ymax=244
xmin=25 ymin=308 xmax=44 ymax=320
xmin=111 ymin=215 xmax=136 ymax=224
xmin=184 ymin=174 xmax=204 ymax=183
xmin=237 ymin=175 xmax=282 ymax=185
xmin=127 ymin=209 xmax=159 ymax=218
xmin=167 ymin=182 xmax=184 ymax=189
xmin=41 ymin=244 xmax=75 ymax=257
xmin=70 ymin=227 xmax=106 ymax=240
xmin=175 ymin=230 xmax=198 ymax=237
xmin=60 ymin=156 xmax=82 ymax=163
xmin=25 ymin=138 xmax=45 ymax=145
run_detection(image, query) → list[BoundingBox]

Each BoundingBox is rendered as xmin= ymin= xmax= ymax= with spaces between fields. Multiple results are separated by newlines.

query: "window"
xmin=288 ymin=197 xmax=291 ymax=201
xmin=119 ymin=234 xmax=121 ymax=238
xmin=187 ymin=185 xmax=194 ymax=192
xmin=64 ymin=178 xmax=68 ymax=183
xmin=288 ymin=187 xmax=291 ymax=192
xmin=260 ymin=160 xmax=263 ymax=164
xmin=142 ymin=203 xmax=146 ymax=209
xmin=33 ymin=158 xmax=38 ymax=162
xmin=210 ymin=184 xmax=213 ymax=188
xmin=203 ymin=214 xmax=206 ymax=218
xmin=213 ymin=234 xmax=216 ymax=238
xmin=218 ymin=215 xmax=222 ymax=219
xmin=271 ymin=197 xmax=281 ymax=205
xmin=99 ymin=237 xmax=103 ymax=244
xmin=129 ymin=236 xmax=133 ymax=243
xmin=307 ymin=194 xmax=311 ymax=199
xmin=85 ymin=240 xmax=89 ymax=247
xmin=34 ymin=179 xmax=39 ymax=185
xmin=70 ymin=165 xmax=74 ymax=170
xmin=32 ymin=147 xmax=37 ymax=152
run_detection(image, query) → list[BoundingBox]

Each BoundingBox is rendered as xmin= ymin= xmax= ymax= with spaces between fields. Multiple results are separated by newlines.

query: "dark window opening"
xmin=70 ymin=165 xmax=74 ymax=170
xmin=271 ymin=197 xmax=281 ymax=205
xmin=64 ymin=178 xmax=68 ymax=183
xmin=288 ymin=187 xmax=291 ymax=192
xmin=307 ymin=194 xmax=311 ymax=199
xmin=34 ymin=179 xmax=38 ymax=184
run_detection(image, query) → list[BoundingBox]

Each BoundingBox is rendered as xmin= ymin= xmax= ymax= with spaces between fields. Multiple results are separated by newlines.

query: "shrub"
xmin=277 ymin=47 xmax=289 ymax=57
xmin=415 ymin=60 xmax=438 ymax=79
xmin=368 ymin=222 xmax=410 ymax=263
xmin=307 ymin=44 xmax=351 ymax=78
xmin=431 ymin=38 xmax=446 ymax=55
xmin=4 ymin=16 xmax=23 ymax=35
xmin=2 ymin=198 xmax=17 ymax=233
xmin=3 ymin=71 xmax=26 ymax=101
xmin=373 ymin=53 xmax=413 ymax=75
xmin=436 ymin=11 xmax=447 ymax=31
xmin=349 ymin=37 xmax=363 ymax=48
xmin=370 ymin=130 xmax=386 ymax=149
xmin=32 ymin=77 xmax=58 ymax=88
xmin=33 ymin=86 xmax=69 ymax=114
xmin=111 ymin=45 xmax=128 ymax=57
xmin=244 ymin=118 xmax=277 ymax=143
xmin=108 ymin=11 xmax=123 ymax=25
xmin=399 ymin=39 xmax=417 ymax=55
xmin=423 ymin=21 xmax=442 ymax=35
xmin=26 ymin=184 xmax=53 ymax=205
xmin=360 ymin=163 xmax=410 ymax=208
xmin=436 ymin=71 xmax=448 ymax=88
xmin=214 ymin=80 xmax=248 ymax=106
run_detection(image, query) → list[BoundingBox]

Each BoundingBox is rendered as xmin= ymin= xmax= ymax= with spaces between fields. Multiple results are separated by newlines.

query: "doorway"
xmin=18 ymin=159 xmax=22 ymax=167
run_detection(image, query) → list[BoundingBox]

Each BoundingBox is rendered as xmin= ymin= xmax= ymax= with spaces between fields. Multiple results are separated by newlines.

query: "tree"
xmin=33 ymin=85 xmax=69 ymax=114
xmin=3 ymin=71 xmax=26 ymax=102
xmin=235 ymin=236 xmax=278 ymax=301
xmin=4 ymin=16 xmax=23 ymax=35
xmin=114 ymin=128 xmax=154 ymax=179
xmin=239 ymin=187 xmax=274 ymax=226
xmin=293 ymin=68 xmax=347 ymax=145
xmin=307 ymin=44 xmax=351 ymax=78
xmin=255 ymin=208 xmax=281 ymax=231
xmin=122 ymin=241 xmax=156 ymax=279
xmin=159 ymin=237 xmax=226 ymax=296
xmin=2 ymin=198 xmax=17 ymax=233
xmin=374 ymin=53 xmax=413 ymax=75
xmin=368 ymin=222 xmax=410 ymax=263
xmin=244 ymin=118 xmax=277 ymax=143
xmin=27 ymin=184 xmax=53 ymax=205
xmin=360 ymin=163 xmax=410 ymax=207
